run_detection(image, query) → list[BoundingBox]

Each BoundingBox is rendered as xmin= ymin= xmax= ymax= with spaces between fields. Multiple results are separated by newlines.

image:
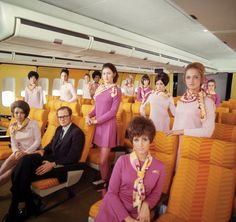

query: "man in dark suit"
xmin=3 ymin=106 xmax=85 ymax=222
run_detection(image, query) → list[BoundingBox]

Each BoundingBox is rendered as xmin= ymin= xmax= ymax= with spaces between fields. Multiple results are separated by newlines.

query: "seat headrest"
xmin=180 ymin=136 xmax=236 ymax=169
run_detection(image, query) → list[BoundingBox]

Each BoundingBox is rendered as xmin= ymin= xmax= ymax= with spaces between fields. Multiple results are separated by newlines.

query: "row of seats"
xmin=89 ymin=134 xmax=236 ymax=222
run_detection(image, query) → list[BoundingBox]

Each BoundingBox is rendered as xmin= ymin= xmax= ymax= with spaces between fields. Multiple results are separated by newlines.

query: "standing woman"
xmin=82 ymin=73 xmax=92 ymax=99
xmin=87 ymin=63 xmax=121 ymax=192
xmin=59 ymin=68 xmax=77 ymax=102
xmin=90 ymin=70 xmax=102 ymax=98
xmin=24 ymin=71 xmax=44 ymax=109
xmin=206 ymin=79 xmax=221 ymax=107
xmin=140 ymin=72 xmax=175 ymax=131
xmin=137 ymin=74 xmax=152 ymax=103
xmin=167 ymin=62 xmax=215 ymax=165
xmin=123 ymin=74 xmax=135 ymax=97
xmin=0 ymin=100 xmax=41 ymax=186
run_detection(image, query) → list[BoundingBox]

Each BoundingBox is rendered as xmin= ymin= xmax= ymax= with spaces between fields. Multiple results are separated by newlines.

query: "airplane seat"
xmin=116 ymin=103 xmax=124 ymax=146
xmin=31 ymin=115 xmax=95 ymax=206
xmin=155 ymin=136 xmax=236 ymax=222
xmin=221 ymin=113 xmax=236 ymax=125
xmin=81 ymin=104 xmax=94 ymax=117
xmin=29 ymin=108 xmax=48 ymax=135
xmin=122 ymin=102 xmax=133 ymax=148
xmin=61 ymin=101 xmax=80 ymax=116
xmin=212 ymin=123 xmax=236 ymax=143
xmin=215 ymin=107 xmax=229 ymax=123
xmin=229 ymin=101 xmax=236 ymax=112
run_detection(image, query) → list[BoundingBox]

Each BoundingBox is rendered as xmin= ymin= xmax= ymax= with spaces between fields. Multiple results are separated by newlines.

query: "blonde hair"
xmin=184 ymin=62 xmax=205 ymax=83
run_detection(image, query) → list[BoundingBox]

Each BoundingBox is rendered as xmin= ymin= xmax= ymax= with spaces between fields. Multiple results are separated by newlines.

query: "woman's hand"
xmin=165 ymin=129 xmax=184 ymax=136
xmin=125 ymin=216 xmax=139 ymax=222
xmin=91 ymin=119 xmax=97 ymax=125
xmin=137 ymin=201 xmax=150 ymax=222
xmin=86 ymin=116 xmax=92 ymax=125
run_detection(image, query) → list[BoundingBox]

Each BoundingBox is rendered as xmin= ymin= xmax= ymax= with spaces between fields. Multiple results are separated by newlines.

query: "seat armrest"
xmin=55 ymin=162 xmax=88 ymax=171
xmin=0 ymin=135 xmax=11 ymax=142
xmin=0 ymin=129 xmax=7 ymax=136
xmin=0 ymin=115 xmax=11 ymax=121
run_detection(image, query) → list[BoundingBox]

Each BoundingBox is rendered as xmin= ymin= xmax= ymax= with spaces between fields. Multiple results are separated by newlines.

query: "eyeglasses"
xmin=57 ymin=115 xmax=70 ymax=119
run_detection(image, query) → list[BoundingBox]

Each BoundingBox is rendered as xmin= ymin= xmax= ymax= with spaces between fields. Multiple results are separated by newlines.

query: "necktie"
xmin=59 ymin=129 xmax=64 ymax=141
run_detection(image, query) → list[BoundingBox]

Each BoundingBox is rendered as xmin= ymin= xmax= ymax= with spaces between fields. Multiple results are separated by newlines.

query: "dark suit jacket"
xmin=43 ymin=123 xmax=85 ymax=165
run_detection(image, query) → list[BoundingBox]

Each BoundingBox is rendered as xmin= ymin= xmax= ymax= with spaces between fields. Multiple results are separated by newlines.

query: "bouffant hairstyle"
xmin=11 ymin=100 xmax=30 ymax=118
xmin=184 ymin=62 xmax=205 ymax=83
xmin=127 ymin=116 xmax=156 ymax=143
xmin=60 ymin=68 xmax=69 ymax=76
xmin=141 ymin=74 xmax=150 ymax=85
xmin=102 ymin=63 xmax=119 ymax=83
xmin=27 ymin=71 xmax=39 ymax=80
xmin=155 ymin=72 xmax=169 ymax=86
xmin=92 ymin=70 xmax=102 ymax=79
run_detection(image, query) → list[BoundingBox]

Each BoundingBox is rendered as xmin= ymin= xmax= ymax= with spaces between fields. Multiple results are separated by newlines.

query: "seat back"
xmin=215 ymin=107 xmax=229 ymax=123
xmin=72 ymin=116 xmax=95 ymax=162
xmin=131 ymin=102 xmax=150 ymax=118
xmin=41 ymin=112 xmax=59 ymax=148
xmin=29 ymin=108 xmax=48 ymax=135
xmin=212 ymin=123 xmax=236 ymax=143
xmin=221 ymin=113 xmax=236 ymax=125
xmin=166 ymin=136 xmax=236 ymax=222
xmin=81 ymin=104 xmax=94 ymax=117
xmin=116 ymin=103 xmax=124 ymax=146
xmin=149 ymin=132 xmax=178 ymax=194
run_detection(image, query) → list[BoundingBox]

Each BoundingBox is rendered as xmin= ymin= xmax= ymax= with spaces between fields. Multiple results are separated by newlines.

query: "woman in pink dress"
xmin=0 ymin=100 xmax=41 ymax=186
xmin=87 ymin=63 xmax=121 ymax=193
xmin=59 ymin=68 xmax=77 ymax=102
xmin=137 ymin=74 xmax=152 ymax=103
xmin=95 ymin=116 xmax=165 ymax=222
xmin=206 ymin=79 xmax=221 ymax=107
xmin=24 ymin=71 xmax=44 ymax=109
xmin=167 ymin=62 xmax=215 ymax=166
xmin=140 ymin=72 xmax=175 ymax=131
xmin=123 ymin=75 xmax=135 ymax=97
xmin=90 ymin=70 xmax=102 ymax=98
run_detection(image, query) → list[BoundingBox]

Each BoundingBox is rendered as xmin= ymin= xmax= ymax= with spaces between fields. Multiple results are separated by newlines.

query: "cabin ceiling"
xmin=0 ymin=0 xmax=236 ymax=72
xmin=39 ymin=0 xmax=236 ymax=60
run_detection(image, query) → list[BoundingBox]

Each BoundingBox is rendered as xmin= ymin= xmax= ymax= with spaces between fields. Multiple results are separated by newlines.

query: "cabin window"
xmin=38 ymin=78 xmax=49 ymax=104
xmin=20 ymin=78 xmax=28 ymax=97
xmin=68 ymin=78 xmax=75 ymax=86
xmin=77 ymin=79 xmax=84 ymax=95
xmin=2 ymin=77 xmax=15 ymax=107
xmin=121 ymin=79 xmax=127 ymax=93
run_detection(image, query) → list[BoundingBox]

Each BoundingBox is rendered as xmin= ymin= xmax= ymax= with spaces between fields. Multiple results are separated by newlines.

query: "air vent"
xmin=161 ymin=54 xmax=178 ymax=61
xmin=109 ymin=50 xmax=116 ymax=54
xmin=15 ymin=52 xmax=52 ymax=59
xmin=93 ymin=37 xmax=132 ymax=49
xmin=135 ymin=47 xmax=160 ymax=56
xmin=20 ymin=18 xmax=89 ymax=40
xmin=179 ymin=59 xmax=191 ymax=64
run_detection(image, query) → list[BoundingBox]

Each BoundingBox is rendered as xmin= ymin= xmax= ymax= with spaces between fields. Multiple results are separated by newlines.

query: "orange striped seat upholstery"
xmin=150 ymin=132 xmax=178 ymax=194
xmin=221 ymin=113 xmax=236 ymax=125
xmin=215 ymin=107 xmax=229 ymax=123
xmin=212 ymin=123 xmax=236 ymax=143
xmin=156 ymin=136 xmax=236 ymax=222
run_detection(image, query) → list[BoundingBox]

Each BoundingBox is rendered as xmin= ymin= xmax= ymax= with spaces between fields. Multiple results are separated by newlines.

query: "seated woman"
xmin=0 ymin=100 xmax=41 ymax=186
xmin=206 ymin=79 xmax=221 ymax=107
xmin=95 ymin=116 xmax=165 ymax=222
xmin=24 ymin=71 xmax=44 ymax=109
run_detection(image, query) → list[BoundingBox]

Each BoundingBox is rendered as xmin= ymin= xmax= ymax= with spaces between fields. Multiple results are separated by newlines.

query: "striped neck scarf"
xmin=93 ymin=83 xmax=117 ymax=100
xmin=130 ymin=151 xmax=152 ymax=213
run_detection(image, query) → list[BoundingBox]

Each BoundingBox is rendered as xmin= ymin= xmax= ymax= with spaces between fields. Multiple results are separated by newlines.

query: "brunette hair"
xmin=141 ymin=74 xmax=150 ymax=85
xmin=11 ymin=100 xmax=30 ymax=118
xmin=155 ymin=72 xmax=169 ymax=86
xmin=102 ymin=63 xmax=119 ymax=83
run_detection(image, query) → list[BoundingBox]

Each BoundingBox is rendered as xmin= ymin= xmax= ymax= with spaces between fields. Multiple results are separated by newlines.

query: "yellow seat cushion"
xmin=89 ymin=200 xmax=102 ymax=219
xmin=31 ymin=178 xmax=60 ymax=190
xmin=0 ymin=148 xmax=12 ymax=160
